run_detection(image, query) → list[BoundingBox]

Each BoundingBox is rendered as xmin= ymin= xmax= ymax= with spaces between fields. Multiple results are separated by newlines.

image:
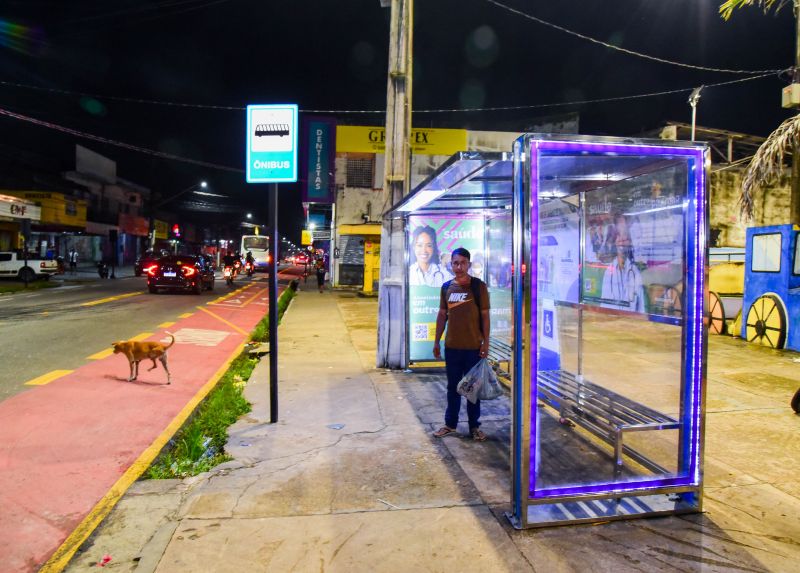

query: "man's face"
xmin=451 ymin=254 xmax=470 ymax=278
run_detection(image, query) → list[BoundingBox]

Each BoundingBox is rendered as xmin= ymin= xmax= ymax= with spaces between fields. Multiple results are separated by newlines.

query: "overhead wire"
xmin=0 ymin=106 xmax=244 ymax=173
xmin=0 ymin=70 xmax=781 ymax=117
xmin=482 ymin=0 xmax=784 ymax=75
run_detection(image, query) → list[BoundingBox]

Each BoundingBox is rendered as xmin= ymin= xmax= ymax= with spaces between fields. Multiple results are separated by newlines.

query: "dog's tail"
xmin=163 ymin=332 xmax=175 ymax=349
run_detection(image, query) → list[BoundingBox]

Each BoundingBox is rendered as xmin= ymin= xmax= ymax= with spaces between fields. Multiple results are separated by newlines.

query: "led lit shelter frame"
xmin=384 ymin=135 xmax=708 ymax=529
xmin=510 ymin=135 xmax=708 ymax=528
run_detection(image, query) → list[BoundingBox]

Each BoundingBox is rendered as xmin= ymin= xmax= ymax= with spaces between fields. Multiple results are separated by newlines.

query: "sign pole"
xmin=245 ymin=102 xmax=297 ymax=424
xmin=269 ymin=182 xmax=279 ymax=423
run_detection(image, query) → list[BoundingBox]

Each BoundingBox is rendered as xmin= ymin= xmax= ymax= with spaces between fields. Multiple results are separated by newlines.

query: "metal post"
xmin=688 ymin=86 xmax=703 ymax=143
xmin=269 ymin=183 xmax=279 ymax=423
xmin=792 ymin=7 xmax=800 ymax=225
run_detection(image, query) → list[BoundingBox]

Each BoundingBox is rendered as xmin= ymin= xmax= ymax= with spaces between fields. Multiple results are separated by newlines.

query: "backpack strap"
xmin=440 ymin=280 xmax=452 ymax=304
xmin=470 ymin=276 xmax=482 ymax=313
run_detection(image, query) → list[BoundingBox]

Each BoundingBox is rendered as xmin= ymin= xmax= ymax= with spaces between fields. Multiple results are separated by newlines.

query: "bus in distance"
xmin=240 ymin=235 xmax=270 ymax=271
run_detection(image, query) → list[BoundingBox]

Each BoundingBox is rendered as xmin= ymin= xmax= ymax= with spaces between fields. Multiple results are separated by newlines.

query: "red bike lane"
xmin=0 ymin=282 xmax=276 ymax=573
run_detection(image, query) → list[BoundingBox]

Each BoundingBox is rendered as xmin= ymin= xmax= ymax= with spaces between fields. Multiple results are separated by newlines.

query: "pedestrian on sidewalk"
xmin=68 ymin=248 xmax=78 ymax=274
xmin=432 ymin=247 xmax=491 ymax=441
xmin=315 ymin=258 xmax=326 ymax=293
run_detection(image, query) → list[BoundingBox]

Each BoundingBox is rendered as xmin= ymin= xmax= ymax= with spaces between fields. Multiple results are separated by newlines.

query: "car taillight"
xmin=145 ymin=264 xmax=159 ymax=276
xmin=182 ymin=266 xmax=197 ymax=277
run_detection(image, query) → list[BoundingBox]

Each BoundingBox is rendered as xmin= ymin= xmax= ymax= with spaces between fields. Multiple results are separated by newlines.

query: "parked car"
xmin=134 ymin=249 xmax=169 ymax=277
xmin=293 ymin=252 xmax=309 ymax=265
xmin=146 ymin=255 xmax=215 ymax=294
xmin=0 ymin=251 xmax=58 ymax=281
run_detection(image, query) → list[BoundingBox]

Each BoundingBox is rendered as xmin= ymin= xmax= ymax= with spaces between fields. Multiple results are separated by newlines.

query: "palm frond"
xmin=739 ymin=113 xmax=800 ymax=218
xmin=719 ymin=0 xmax=792 ymax=20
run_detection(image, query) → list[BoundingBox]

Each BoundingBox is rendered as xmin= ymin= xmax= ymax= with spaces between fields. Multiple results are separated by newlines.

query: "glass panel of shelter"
xmin=533 ymin=151 xmax=690 ymax=493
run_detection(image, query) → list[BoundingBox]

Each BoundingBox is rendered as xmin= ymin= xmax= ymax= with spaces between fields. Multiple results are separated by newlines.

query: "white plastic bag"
xmin=457 ymin=359 xmax=501 ymax=404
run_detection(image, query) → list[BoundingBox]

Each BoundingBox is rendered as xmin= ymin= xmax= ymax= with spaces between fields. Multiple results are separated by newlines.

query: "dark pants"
xmin=444 ymin=347 xmax=482 ymax=430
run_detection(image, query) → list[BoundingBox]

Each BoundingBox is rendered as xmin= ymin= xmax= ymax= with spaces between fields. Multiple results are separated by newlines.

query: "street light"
xmin=151 ymin=180 xmax=209 ymax=249
xmin=247 ymin=213 xmax=252 ymax=219
xmin=688 ymin=86 xmax=703 ymax=142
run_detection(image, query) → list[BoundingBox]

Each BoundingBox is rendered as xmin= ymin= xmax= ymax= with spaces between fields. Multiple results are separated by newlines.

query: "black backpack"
xmin=441 ymin=276 xmax=484 ymax=332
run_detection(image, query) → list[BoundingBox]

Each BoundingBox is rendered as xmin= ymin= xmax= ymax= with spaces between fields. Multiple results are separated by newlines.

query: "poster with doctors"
xmin=582 ymin=165 xmax=686 ymax=317
xmin=408 ymin=215 xmax=484 ymax=361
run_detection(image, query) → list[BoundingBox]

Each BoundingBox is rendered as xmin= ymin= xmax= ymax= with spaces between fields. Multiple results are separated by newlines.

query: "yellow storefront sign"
xmin=2 ymin=190 xmax=86 ymax=228
xmin=336 ymin=125 xmax=467 ymax=155
xmin=301 ymin=229 xmax=313 ymax=245
xmin=154 ymin=219 xmax=168 ymax=240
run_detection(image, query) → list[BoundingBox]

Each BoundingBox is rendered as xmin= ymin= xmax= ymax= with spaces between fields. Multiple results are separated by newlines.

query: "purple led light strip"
xmin=528 ymin=142 xmax=540 ymax=493
xmin=528 ymin=139 xmax=706 ymax=498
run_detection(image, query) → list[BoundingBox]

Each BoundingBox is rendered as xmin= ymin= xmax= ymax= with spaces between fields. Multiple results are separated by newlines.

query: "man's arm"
xmin=479 ymin=309 xmax=490 ymax=358
xmin=433 ymin=309 xmax=447 ymax=359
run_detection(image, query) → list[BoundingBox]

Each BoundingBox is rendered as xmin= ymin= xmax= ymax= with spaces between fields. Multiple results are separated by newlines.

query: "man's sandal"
xmin=433 ymin=426 xmax=458 ymax=438
xmin=470 ymin=428 xmax=488 ymax=442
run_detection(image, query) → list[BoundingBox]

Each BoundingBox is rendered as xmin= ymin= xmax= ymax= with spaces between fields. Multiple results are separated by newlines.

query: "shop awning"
xmin=385 ymin=151 xmax=513 ymax=216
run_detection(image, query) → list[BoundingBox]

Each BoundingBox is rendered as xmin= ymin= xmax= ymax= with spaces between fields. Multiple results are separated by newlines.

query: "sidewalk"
xmin=66 ymin=291 xmax=800 ymax=572
xmin=52 ymin=263 xmax=137 ymax=281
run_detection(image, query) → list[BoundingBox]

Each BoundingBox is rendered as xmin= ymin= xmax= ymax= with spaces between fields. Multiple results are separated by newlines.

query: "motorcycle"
xmin=223 ymin=265 xmax=235 ymax=286
xmin=244 ymin=260 xmax=254 ymax=278
xmin=96 ymin=261 xmax=109 ymax=279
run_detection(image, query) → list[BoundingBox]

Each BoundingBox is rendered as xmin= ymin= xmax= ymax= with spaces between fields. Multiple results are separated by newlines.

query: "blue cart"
xmin=741 ymin=224 xmax=800 ymax=351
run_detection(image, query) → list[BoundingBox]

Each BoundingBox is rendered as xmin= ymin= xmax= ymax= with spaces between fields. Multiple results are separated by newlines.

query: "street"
xmin=0 ymin=266 xmax=297 ymax=400
xmin=0 ymin=264 xmax=301 ymax=573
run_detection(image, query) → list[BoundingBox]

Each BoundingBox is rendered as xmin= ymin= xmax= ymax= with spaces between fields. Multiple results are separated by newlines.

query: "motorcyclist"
xmin=222 ymin=250 xmax=237 ymax=268
xmin=245 ymin=251 xmax=255 ymax=275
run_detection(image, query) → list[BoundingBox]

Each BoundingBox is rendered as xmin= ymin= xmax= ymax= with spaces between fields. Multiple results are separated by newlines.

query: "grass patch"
xmin=0 ymin=279 xmax=60 ymax=295
xmin=145 ymin=280 xmax=297 ymax=479
xmin=250 ymin=284 xmax=297 ymax=343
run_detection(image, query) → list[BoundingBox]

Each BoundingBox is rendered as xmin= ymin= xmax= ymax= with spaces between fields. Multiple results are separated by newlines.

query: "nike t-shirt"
xmin=439 ymin=278 xmax=490 ymax=350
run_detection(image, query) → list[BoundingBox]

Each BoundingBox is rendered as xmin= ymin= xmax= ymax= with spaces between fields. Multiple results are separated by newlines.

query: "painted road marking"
xmin=86 ymin=332 xmax=154 ymax=360
xmin=172 ymin=328 xmax=231 ymax=347
xmin=39 ymin=341 xmax=249 ymax=573
xmin=197 ymin=306 xmax=249 ymax=336
xmin=209 ymin=285 xmax=252 ymax=305
xmin=158 ymin=321 xmax=176 ymax=328
xmin=24 ymin=370 xmax=73 ymax=386
xmin=80 ymin=292 xmax=142 ymax=307
xmin=178 ymin=312 xmax=194 ymax=318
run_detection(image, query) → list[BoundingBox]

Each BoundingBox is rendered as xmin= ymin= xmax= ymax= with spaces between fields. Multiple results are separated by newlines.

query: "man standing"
xmin=432 ymin=247 xmax=490 ymax=441
xmin=68 ymin=248 xmax=78 ymax=274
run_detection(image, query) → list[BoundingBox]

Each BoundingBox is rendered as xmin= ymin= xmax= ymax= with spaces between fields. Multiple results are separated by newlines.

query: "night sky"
xmin=0 ymin=0 xmax=795 ymax=242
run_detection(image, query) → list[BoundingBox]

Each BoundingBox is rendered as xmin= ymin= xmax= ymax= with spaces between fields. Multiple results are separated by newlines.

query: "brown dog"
xmin=112 ymin=333 xmax=175 ymax=384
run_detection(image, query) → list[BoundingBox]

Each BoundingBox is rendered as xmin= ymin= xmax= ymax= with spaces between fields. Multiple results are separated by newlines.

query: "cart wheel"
xmin=791 ymin=388 xmax=800 ymax=414
xmin=745 ymin=294 xmax=786 ymax=349
xmin=709 ymin=292 xmax=726 ymax=335
xmin=665 ymin=282 xmax=683 ymax=316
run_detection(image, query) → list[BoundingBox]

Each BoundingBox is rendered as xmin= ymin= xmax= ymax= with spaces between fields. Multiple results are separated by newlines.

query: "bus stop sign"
xmin=246 ymin=104 xmax=298 ymax=183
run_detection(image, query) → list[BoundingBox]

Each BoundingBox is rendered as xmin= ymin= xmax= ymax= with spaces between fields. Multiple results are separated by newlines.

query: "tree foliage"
xmin=720 ymin=0 xmax=793 ymax=20
xmin=739 ymin=114 xmax=800 ymax=218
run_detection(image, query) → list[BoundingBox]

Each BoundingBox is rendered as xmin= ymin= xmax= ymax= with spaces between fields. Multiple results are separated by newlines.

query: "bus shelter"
xmin=382 ymin=134 xmax=709 ymax=528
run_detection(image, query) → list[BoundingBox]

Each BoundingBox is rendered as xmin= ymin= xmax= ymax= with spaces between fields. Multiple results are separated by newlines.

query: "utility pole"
xmin=377 ymin=0 xmax=413 ymax=368
xmin=383 ymin=0 xmax=413 ymax=205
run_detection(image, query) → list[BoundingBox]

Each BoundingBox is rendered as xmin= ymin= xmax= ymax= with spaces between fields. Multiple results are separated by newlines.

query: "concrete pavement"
xmin=65 ymin=291 xmax=800 ymax=572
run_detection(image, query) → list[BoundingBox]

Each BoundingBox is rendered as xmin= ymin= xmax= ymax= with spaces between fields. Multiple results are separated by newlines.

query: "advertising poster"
xmin=408 ymin=215 xmax=484 ymax=361
xmin=486 ymin=214 xmax=513 ymax=342
xmin=582 ymin=165 xmax=687 ymax=317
